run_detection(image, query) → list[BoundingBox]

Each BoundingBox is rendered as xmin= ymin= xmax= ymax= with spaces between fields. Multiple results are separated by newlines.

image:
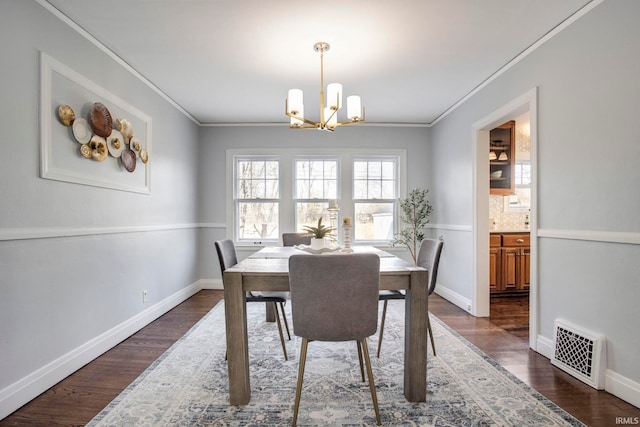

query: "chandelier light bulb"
xmin=287 ymin=89 xmax=303 ymax=115
xmin=327 ymin=83 xmax=343 ymax=110
xmin=347 ymin=95 xmax=362 ymax=121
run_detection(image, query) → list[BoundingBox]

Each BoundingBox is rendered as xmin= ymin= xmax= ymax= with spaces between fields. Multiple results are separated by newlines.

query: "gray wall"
xmin=0 ymin=1 xmax=201 ymax=415
xmin=196 ymin=125 xmax=431 ymax=280
xmin=429 ymin=0 xmax=640 ymax=391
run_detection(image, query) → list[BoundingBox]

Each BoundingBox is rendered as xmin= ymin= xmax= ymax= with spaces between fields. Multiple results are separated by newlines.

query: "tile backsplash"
xmin=489 ymin=193 xmax=530 ymax=230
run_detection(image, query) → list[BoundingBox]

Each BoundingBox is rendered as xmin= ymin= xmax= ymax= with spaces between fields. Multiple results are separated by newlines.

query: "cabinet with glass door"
xmin=489 ymin=120 xmax=515 ymax=195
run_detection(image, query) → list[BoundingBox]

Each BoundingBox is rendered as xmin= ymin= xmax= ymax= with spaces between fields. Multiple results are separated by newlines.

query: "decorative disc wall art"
xmin=57 ymin=100 xmax=149 ymax=172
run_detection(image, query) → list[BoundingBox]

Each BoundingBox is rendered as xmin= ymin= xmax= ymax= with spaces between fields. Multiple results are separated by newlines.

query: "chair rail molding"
xmin=537 ymin=228 xmax=640 ymax=245
xmin=0 ymin=223 xmax=217 ymax=241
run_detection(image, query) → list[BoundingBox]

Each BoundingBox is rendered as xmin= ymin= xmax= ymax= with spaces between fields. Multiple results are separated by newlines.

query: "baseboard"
xmin=433 ymin=284 xmax=473 ymax=315
xmin=536 ymin=334 xmax=640 ymax=409
xmin=0 ymin=282 xmax=202 ymax=420
xmin=198 ymin=278 xmax=223 ymax=290
xmin=536 ymin=334 xmax=554 ymax=359
xmin=606 ymin=370 xmax=640 ymax=409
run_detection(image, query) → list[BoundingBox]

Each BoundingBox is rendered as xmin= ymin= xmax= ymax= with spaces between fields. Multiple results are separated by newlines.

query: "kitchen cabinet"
xmin=489 ymin=234 xmax=501 ymax=291
xmin=489 ymin=120 xmax=515 ymax=195
xmin=490 ymin=232 xmax=530 ymax=293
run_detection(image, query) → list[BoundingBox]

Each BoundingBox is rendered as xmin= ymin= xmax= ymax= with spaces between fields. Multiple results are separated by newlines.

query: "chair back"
xmin=416 ymin=238 xmax=444 ymax=295
xmin=282 ymin=232 xmax=312 ymax=246
xmin=288 ymin=254 xmax=380 ymax=342
xmin=215 ymin=239 xmax=238 ymax=274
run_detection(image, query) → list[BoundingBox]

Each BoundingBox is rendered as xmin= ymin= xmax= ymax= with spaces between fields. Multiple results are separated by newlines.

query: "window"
xmin=514 ymin=161 xmax=531 ymax=186
xmin=504 ymin=161 xmax=531 ymax=211
xmin=228 ymin=149 xmax=406 ymax=246
xmin=235 ymin=158 xmax=279 ymax=241
xmin=294 ymin=158 xmax=338 ymax=231
xmin=353 ymin=158 xmax=397 ymax=242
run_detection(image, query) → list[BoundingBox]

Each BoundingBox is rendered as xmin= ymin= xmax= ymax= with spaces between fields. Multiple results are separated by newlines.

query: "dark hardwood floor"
xmin=489 ymin=293 xmax=530 ymax=339
xmin=2 ymin=290 xmax=638 ymax=426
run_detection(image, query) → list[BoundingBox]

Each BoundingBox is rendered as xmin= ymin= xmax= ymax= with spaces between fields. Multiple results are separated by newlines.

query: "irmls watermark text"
xmin=616 ymin=417 xmax=640 ymax=425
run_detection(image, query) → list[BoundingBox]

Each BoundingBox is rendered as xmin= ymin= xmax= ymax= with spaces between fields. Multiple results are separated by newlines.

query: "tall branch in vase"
xmin=391 ymin=188 xmax=433 ymax=264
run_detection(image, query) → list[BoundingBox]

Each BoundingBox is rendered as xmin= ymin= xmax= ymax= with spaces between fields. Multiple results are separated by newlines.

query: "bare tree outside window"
xmin=236 ymin=159 xmax=279 ymax=240
xmin=353 ymin=159 xmax=397 ymax=241
xmin=230 ymin=151 xmax=404 ymax=245
xmin=294 ymin=159 xmax=338 ymax=231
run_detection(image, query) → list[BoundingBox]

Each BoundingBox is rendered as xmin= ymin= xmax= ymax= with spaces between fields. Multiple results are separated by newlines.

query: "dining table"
xmin=222 ymin=245 xmax=429 ymax=405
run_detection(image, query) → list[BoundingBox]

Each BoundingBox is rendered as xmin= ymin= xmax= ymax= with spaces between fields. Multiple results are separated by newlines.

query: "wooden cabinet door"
xmin=489 ymin=247 xmax=500 ymax=291
xmin=490 ymin=233 xmax=529 ymax=294
xmin=518 ymin=247 xmax=530 ymax=290
xmin=500 ymin=247 xmax=519 ymax=291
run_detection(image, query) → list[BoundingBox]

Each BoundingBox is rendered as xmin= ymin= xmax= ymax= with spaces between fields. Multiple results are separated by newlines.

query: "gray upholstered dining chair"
xmin=215 ymin=239 xmax=291 ymax=360
xmin=288 ymin=253 xmax=382 ymax=426
xmin=377 ymin=238 xmax=443 ymax=358
xmin=282 ymin=232 xmax=312 ymax=247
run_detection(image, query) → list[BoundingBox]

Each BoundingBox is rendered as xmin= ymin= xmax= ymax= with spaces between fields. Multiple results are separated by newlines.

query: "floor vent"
xmin=551 ymin=319 xmax=606 ymax=389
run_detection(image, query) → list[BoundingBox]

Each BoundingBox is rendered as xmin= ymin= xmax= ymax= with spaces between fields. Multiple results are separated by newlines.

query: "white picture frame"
xmin=40 ymin=52 xmax=152 ymax=194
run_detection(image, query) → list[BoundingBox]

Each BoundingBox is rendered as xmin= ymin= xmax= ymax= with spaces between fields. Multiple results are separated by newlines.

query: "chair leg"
xmin=376 ymin=300 xmax=388 ymax=358
xmin=292 ymin=338 xmax=309 ymax=427
xmin=274 ymin=303 xmax=288 ymax=361
xmin=356 ymin=341 xmax=365 ymax=382
xmin=427 ymin=313 xmax=436 ymax=357
xmin=280 ymin=302 xmax=291 ymax=340
xmin=360 ymin=338 xmax=381 ymax=426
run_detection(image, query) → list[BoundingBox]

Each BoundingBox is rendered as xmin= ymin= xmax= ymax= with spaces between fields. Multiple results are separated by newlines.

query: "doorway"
xmin=489 ymin=114 xmax=531 ymax=337
xmin=471 ymin=88 xmax=538 ymax=351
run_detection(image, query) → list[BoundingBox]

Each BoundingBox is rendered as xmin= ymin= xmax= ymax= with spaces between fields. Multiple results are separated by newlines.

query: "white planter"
xmin=310 ymin=238 xmax=325 ymax=250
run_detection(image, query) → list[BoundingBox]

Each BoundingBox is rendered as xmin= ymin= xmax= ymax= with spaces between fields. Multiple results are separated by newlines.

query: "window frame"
xmin=292 ymin=155 xmax=341 ymax=232
xmin=352 ymin=156 xmax=400 ymax=244
xmin=232 ymin=155 xmax=281 ymax=244
xmin=226 ymin=149 xmax=407 ymax=247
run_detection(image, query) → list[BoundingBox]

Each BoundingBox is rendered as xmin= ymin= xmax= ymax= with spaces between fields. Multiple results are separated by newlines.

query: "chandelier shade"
xmin=285 ymin=42 xmax=365 ymax=131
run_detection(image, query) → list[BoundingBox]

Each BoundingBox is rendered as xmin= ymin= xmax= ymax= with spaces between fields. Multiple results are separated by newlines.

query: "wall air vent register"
xmin=551 ymin=319 xmax=606 ymax=390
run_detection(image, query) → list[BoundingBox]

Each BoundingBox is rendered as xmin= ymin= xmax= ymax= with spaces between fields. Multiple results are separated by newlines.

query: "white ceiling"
xmin=45 ymin=0 xmax=593 ymax=126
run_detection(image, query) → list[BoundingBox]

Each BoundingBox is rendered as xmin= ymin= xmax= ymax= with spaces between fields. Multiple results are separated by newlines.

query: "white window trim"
xmin=293 ymin=155 xmax=341 ymax=231
xmin=226 ymin=148 xmax=407 ymax=247
xmin=352 ymin=155 xmax=401 ymax=244
xmin=232 ymin=154 xmax=281 ymax=244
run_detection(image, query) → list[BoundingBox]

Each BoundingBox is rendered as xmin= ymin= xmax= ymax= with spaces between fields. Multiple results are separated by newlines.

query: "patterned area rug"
xmin=88 ymin=300 xmax=584 ymax=426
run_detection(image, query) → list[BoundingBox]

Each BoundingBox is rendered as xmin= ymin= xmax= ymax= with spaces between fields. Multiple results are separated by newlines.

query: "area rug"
xmin=88 ymin=300 xmax=584 ymax=426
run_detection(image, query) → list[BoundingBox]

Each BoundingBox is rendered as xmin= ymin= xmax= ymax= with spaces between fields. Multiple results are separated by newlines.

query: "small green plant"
xmin=303 ymin=217 xmax=335 ymax=239
xmin=391 ymin=188 xmax=433 ymax=264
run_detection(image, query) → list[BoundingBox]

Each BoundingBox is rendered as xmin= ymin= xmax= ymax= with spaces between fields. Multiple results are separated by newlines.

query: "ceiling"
xmin=44 ymin=0 xmax=593 ymax=126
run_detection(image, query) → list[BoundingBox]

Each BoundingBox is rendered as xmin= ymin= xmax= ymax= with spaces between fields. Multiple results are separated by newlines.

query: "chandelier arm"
xmin=335 ymin=105 xmax=366 ymax=125
xmin=285 ymin=110 xmax=319 ymax=127
xmin=325 ymin=107 xmax=338 ymax=124
xmin=288 ymin=123 xmax=322 ymax=130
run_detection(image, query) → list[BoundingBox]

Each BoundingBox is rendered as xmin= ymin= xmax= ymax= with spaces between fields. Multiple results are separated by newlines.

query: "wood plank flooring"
xmin=2 ymin=290 xmax=639 ymax=426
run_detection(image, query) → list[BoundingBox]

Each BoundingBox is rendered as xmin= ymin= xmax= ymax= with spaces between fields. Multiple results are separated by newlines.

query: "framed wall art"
xmin=40 ymin=52 xmax=152 ymax=194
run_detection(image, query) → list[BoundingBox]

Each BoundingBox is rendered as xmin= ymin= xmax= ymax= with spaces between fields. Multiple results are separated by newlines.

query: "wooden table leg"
xmin=223 ymin=270 xmax=251 ymax=405
xmin=404 ymin=268 xmax=428 ymax=401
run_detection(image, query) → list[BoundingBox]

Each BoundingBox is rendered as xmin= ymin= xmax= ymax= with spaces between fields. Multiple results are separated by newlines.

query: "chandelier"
xmin=285 ymin=42 xmax=365 ymax=131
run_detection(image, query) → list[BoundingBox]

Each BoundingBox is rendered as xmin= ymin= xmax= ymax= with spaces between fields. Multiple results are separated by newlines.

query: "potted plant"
xmin=303 ymin=217 xmax=335 ymax=249
xmin=391 ymin=188 xmax=433 ymax=264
